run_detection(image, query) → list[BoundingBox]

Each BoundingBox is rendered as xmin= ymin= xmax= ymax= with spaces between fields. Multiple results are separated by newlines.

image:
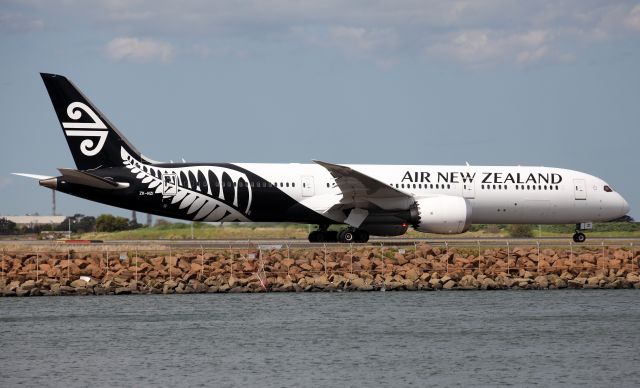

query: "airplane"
xmin=14 ymin=73 xmax=630 ymax=243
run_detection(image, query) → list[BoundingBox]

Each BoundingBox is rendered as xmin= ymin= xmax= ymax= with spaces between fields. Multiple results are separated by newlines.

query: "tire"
xmin=342 ymin=230 xmax=355 ymax=243
xmin=325 ymin=231 xmax=338 ymax=242
xmin=573 ymin=232 xmax=586 ymax=243
xmin=308 ymin=231 xmax=319 ymax=243
xmin=338 ymin=229 xmax=355 ymax=243
xmin=354 ymin=229 xmax=369 ymax=243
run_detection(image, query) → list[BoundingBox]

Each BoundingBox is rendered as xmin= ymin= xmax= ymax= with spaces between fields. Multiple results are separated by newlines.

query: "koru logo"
xmin=61 ymin=102 xmax=108 ymax=156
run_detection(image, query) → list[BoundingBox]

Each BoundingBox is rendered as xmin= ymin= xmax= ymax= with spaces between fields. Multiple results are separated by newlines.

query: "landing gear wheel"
xmin=308 ymin=229 xmax=338 ymax=243
xmin=354 ymin=229 xmax=369 ymax=243
xmin=308 ymin=231 xmax=320 ymax=243
xmin=572 ymin=232 xmax=586 ymax=243
xmin=338 ymin=229 xmax=355 ymax=243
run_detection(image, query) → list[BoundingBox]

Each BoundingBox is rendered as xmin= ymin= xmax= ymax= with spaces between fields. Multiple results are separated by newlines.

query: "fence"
xmin=1 ymin=241 xmax=639 ymax=289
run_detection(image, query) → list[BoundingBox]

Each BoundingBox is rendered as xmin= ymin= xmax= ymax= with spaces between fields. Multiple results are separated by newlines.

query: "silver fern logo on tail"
xmin=62 ymin=102 xmax=108 ymax=156
xmin=121 ymin=148 xmax=253 ymax=222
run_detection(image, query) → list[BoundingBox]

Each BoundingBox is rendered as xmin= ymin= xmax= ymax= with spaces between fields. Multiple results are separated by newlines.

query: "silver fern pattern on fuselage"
xmin=121 ymin=147 xmax=252 ymax=222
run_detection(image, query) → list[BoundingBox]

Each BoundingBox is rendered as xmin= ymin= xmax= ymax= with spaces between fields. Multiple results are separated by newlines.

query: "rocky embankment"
xmin=1 ymin=244 xmax=639 ymax=296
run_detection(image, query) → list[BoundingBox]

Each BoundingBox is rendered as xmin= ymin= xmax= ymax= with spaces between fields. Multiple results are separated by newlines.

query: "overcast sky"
xmin=1 ymin=0 xmax=639 ymax=221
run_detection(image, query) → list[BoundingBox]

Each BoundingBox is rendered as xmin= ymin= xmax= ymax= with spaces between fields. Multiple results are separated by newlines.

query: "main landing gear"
xmin=572 ymin=222 xmax=592 ymax=243
xmin=308 ymin=226 xmax=370 ymax=243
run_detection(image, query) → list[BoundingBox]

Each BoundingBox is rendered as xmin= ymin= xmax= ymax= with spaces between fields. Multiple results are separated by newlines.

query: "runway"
xmin=1 ymin=236 xmax=639 ymax=249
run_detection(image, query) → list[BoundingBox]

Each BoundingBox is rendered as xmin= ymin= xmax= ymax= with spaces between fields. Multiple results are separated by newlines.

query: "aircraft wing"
xmin=313 ymin=160 xmax=414 ymax=210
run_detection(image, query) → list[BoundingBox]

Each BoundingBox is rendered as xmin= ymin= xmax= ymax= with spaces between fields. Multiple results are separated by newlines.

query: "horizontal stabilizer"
xmin=12 ymin=173 xmax=54 ymax=180
xmin=57 ymin=168 xmax=125 ymax=190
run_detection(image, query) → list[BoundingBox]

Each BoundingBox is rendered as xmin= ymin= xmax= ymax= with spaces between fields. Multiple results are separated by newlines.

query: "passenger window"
xmin=286 ymin=182 xmax=289 ymax=187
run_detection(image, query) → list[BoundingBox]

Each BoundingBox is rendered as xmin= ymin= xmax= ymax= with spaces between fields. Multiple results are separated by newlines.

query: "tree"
xmin=0 ymin=218 xmax=17 ymax=235
xmin=96 ymin=214 xmax=131 ymax=232
xmin=508 ymin=224 xmax=534 ymax=238
xmin=58 ymin=214 xmax=96 ymax=233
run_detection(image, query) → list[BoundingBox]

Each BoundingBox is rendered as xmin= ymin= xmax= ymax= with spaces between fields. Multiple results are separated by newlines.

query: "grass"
xmin=75 ymin=222 xmax=640 ymax=241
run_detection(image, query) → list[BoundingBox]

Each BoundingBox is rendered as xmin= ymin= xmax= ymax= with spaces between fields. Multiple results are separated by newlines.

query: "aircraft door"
xmin=163 ymin=173 xmax=177 ymax=196
xmin=573 ymin=179 xmax=586 ymax=200
xmin=301 ymin=176 xmax=314 ymax=197
xmin=462 ymin=182 xmax=475 ymax=199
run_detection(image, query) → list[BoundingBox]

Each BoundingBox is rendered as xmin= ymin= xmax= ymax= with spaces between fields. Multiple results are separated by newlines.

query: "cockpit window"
xmin=604 ymin=185 xmax=613 ymax=192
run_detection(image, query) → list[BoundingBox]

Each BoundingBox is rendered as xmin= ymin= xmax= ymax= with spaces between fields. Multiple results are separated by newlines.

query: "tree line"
xmin=0 ymin=214 xmax=142 ymax=235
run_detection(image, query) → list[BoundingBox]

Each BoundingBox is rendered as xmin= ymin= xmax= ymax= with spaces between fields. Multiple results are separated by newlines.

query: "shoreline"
xmin=2 ymin=243 xmax=639 ymax=296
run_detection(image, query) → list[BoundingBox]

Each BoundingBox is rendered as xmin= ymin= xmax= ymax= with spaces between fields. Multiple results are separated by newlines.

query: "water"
xmin=1 ymin=291 xmax=639 ymax=387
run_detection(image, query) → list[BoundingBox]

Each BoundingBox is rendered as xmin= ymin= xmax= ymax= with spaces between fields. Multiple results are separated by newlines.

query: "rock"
xmin=568 ymin=278 xmax=586 ymax=288
xmin=626 ymin=273 xmax=640 ymax=283
xmin=16 ymin=287 xmax=30 ymax=297
xmin=560 ymin=271 xmax=574 ymax=280
xmin=163 ymin=279 xmax=178 ymax=294
xmin=458 ymin=275 xmax=479 ymax=290
xmin=6 ymin=280 xmax=21 ymax=292
xmin=59 ymin=285 xmax=76 ymax=295
xmin=70 ymin=279 xmax=88 ymax=288
xmin=349 ymin=277 xmax=366 ymax=289
xmin=587 ymin=276 xmax=601 ymax=287
xmin=20 ymin=280 xmax=36 ymax=291
xmin=442 ymin=280 xmax=457 ymax=290
xmin=429 ymin=278 xmax=443 ymax=290
xmin=534 ymin=275 xmax=549 ymax=289
xmin=93 ymin=286 xmax=106 ymax=295
xmin=404 ymin=268 xmax=419 ymax=281
xmin=481 ymin=277 xmax=497 ymax=290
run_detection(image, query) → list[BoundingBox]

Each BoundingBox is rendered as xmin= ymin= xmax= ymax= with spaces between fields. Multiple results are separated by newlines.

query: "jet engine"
xmin=360 ymin=223 xmax=409 ymax=237
xmin=411 ymin=196 xmax=472 ymax=234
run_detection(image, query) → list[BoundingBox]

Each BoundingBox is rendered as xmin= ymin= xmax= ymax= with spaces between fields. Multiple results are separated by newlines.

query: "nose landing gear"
xmin=572 ymin=231 xmax=586 ymax=243
xmin=572 ymin=222 xmax=592 ymax=243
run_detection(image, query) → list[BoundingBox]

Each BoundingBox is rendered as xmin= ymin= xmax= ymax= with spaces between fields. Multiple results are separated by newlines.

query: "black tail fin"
xmin=40 ymin=73 xmax=146 ymax=170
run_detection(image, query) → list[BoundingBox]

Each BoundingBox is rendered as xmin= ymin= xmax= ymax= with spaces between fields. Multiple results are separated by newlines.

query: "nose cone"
xmin=621 ymin=196 xmax=630 ymax=215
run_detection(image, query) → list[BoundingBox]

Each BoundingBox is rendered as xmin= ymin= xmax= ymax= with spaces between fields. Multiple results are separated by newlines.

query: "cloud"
xmin=13 ymin=1 xmax=640 ymax=67
xmin=104 ymin=37 xmax=174 ymax=63
xmin=0 ymin=11 xmax=44 ymax=33
xmin=625 ymin=4 xmax=640 ymax=31
xmin=427 ymin=29 xmax=557 ymax=67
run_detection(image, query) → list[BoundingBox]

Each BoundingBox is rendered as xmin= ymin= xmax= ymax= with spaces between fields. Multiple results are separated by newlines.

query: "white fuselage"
xmin=235 ymin=163 xmax=629 ymax=225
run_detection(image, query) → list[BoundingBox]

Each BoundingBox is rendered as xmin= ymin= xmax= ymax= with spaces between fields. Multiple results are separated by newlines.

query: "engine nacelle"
xmin=411 ymin=196 xmax=472 ymax=234
xmin=360 ymin=223 xmax=409 ymax=237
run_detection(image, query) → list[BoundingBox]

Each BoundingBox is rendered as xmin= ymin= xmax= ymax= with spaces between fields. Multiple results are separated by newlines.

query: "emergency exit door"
xmin=573 ymin=179 xmax=586 ymax=200
xmin=301 ymin=176 xmax=314 ymax=197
